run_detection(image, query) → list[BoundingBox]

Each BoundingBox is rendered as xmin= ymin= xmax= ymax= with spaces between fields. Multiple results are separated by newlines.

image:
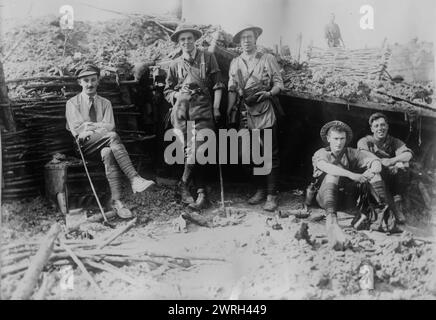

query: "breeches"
xmin=79 ymin=131 xmax=137 ymax=200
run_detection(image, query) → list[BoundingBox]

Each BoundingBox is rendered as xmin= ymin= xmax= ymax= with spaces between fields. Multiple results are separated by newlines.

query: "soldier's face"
xmin=78 ymin=75 xmax=99 ymax=95
xmin=371 ymin=118 xmax=389 ymax=140
xmin=330 ymin=14 xmax=335 ymax=23
xmin=327 ymin=130 xmax=347 ymax=153
xmin=178 ymin=32 xmax=196 ymax=54
xmin=240 ymin=30 xmax=256 ymax=53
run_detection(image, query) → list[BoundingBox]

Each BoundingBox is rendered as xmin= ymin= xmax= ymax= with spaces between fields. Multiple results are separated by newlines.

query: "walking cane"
xmin=218 ymin=162 xmax=228 ymax=216
xmin=212 ymin=107 xmax=228 ymax=217
xmin=75 ymin=138 xmax=115 ymax=228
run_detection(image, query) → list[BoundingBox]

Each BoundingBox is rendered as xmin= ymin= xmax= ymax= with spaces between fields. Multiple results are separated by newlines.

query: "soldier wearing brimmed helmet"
xmin=311 ymin=121 xmax=398 ymax=250
xmin=227 ymin=25 xmax=284 ymax=212
xmin=164 ymin=24 xmax=225 ymax=211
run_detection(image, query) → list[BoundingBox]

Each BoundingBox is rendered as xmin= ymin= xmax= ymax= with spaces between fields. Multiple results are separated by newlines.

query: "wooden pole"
xmin=297 ymin=32 xmax=303 ymax=63
xmin=11 ymin=223 xmax=61 ymax=300
xmin=59 ymin=240 xmax=102 ymax=295
xmin=0 ymin=59 xmax=16 ymax=132
xmin=98 ymin=218 xmax=137 ymax=249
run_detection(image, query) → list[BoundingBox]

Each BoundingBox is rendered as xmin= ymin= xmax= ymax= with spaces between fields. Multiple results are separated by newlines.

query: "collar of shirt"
xmin=182 ymin=47 xmax=197 ymax=63
xmin=371 ymin=134 xmax=392 ymax=146
xmin=80 ymin=92 xmax=99 ymax=105
xmin=241 ymin=49 xmax=258 ymax=61
xmin=326 ymin=147 xmax=349 ymax=163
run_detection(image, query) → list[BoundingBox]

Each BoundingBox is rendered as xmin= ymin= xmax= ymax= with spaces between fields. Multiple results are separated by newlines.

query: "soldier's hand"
xmin=227 ymin=106 xmax=236 ymax=124
xmin=84 ymin=122 xmax=98 ymax=131
xmin=78 ymin=130 xmax=93 ymax=142
xmin=381 ymin=158 xmax=394 ymax=167
xmin=362 ymin=170 xmax=375 ymax=181
xmin=349 ymin=173 xmax=368 ymax=183
xmin=213 ymin=108 xmax=221 ymax=123
xmin=254 ymin=91 xmax=271 ymax=103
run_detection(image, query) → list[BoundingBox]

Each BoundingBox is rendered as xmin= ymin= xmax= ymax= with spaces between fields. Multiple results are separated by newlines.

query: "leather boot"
xmin=370 ymin=204 xmax=388 ymax=232
xmin=112 ymin=200 xmax=133 ymax=219
xmin=393 ymin=196 xmax=406 ymax=225
xmin=248 ymin=189 xmax=267 ymax=205
xmin=263 ymin=194 xmax=278 ymax=212
xmin=180 ymin=181 xmax=194 ymax=204
xmin=188 ymin=189 xmax=209 ymax=211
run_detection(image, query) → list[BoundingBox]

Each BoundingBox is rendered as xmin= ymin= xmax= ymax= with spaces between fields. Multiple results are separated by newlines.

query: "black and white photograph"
xmin=0 ymin=0 xmax=435 ymax=302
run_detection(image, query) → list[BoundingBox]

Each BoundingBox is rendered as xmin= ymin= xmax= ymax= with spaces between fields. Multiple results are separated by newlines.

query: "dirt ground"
xmin=1 ymin=182 xmax=436 ymax=300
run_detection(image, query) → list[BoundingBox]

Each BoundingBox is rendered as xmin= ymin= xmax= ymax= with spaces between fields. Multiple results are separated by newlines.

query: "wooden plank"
xmin=281 ymin=89 xmax=436 ymax=119
xmin=11 ymin=224 xmax=61 ymax=300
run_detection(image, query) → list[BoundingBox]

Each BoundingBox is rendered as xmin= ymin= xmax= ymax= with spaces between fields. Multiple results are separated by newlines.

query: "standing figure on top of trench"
xmin=357 ymin=113 xmax=413 ymax=225
xmin=227 ymin=25 xmax=284 ymax=212
xmin=325 ymin=13 xmax=345 ymax=48
xmin=65 ymin=64 xmax=155 ymax=219
xmin=164 ymin=24 xmax=225 ymax=211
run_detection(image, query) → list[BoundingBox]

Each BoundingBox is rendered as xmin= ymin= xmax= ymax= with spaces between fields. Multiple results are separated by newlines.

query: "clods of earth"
xmin=1 ymin=182 xmax=436 ymax=300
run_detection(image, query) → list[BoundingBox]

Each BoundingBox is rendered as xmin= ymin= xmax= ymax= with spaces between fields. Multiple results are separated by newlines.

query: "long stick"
xmin=74 ymin=138 xmax=109 ymax=223
xmin=59 ymin=240 xmax=102 ymax=295
xmin=98 ymin=218 xmax=137 ymax=250
xmin=84 ymin=259 xmax=140 ymax=287
xmin=11 ymin=223 xmax=61 ymax=300
xmin=33 ymin=272 xmax=51 ymax=300
xmin=218 ymin=164 xmax=225 ymax=210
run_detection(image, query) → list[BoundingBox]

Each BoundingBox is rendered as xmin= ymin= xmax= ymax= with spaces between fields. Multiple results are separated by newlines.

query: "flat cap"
xmin=76 ymin=64 xmax=100 ymax=79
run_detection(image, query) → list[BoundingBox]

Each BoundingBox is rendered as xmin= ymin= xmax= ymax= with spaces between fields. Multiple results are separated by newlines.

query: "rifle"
xmin=229 ymin=94 xmax=242 ymax=126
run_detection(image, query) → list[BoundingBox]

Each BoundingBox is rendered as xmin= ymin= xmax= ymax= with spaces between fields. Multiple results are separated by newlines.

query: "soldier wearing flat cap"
xmin=357 ymin=113 xmax=413 ymax=224
xmin=164 ymin=24 xmax=225 ymax=211
xmin=227 ymin=25 xmax=284 ymax=212
xmin=311 ymin=121 xmax=397 ymax=250
xmin=65 ymin=64 xmax=155 ymax=218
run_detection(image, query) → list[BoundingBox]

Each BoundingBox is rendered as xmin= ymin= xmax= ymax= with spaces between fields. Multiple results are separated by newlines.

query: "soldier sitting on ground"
xmin=357 ymin=112 xmax=413 ymax=224
xmin=311 ymin=121 xmax=394 ymax=250
xmin=65 ymin=64 xmax=154 ymax=219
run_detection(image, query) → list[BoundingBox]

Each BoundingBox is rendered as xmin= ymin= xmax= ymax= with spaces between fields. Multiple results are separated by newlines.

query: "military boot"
xmin=263 ymin=194 xmax=279 ymax=212
xmin=188 ymin=189 xmax=210 ymax=211
xmin=393 ymin=195 xmax=406 ymax=225
xmin=370 ymin=204 xmax=389 ymax=232
xmin=248 ymin=189 xmax=267 ymax=205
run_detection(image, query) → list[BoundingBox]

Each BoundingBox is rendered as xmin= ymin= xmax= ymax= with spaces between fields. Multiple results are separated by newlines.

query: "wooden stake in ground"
xmin=11 ymin=223 xmax=61 ymax=300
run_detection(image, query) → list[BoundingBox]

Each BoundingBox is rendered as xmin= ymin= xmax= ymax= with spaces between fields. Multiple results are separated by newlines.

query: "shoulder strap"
xmin=200 ymin=50 xmax=206 ymax=80
xmin=236 ymin=53 xmax=264 ymax=91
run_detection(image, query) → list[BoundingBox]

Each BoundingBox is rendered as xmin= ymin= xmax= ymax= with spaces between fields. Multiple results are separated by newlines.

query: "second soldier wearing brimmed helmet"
xmin=227 ymin=25 xmax=284 ymax=212
xmin=311 ymin=120 xmax=397 ymax=250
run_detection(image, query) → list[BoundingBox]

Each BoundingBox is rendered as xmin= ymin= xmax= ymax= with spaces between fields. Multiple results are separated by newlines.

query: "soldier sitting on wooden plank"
xmin=357 ymin=112 xmax=413 ymax=224
xmin=65 ymin=63 xmax=154 ymax=219
xmin=311 ymin=121 xmax=398 ymax=250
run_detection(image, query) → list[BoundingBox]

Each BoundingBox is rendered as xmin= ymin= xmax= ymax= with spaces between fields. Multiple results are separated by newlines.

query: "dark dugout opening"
xmin=153 ymin=92 xmax=436 ymax=191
